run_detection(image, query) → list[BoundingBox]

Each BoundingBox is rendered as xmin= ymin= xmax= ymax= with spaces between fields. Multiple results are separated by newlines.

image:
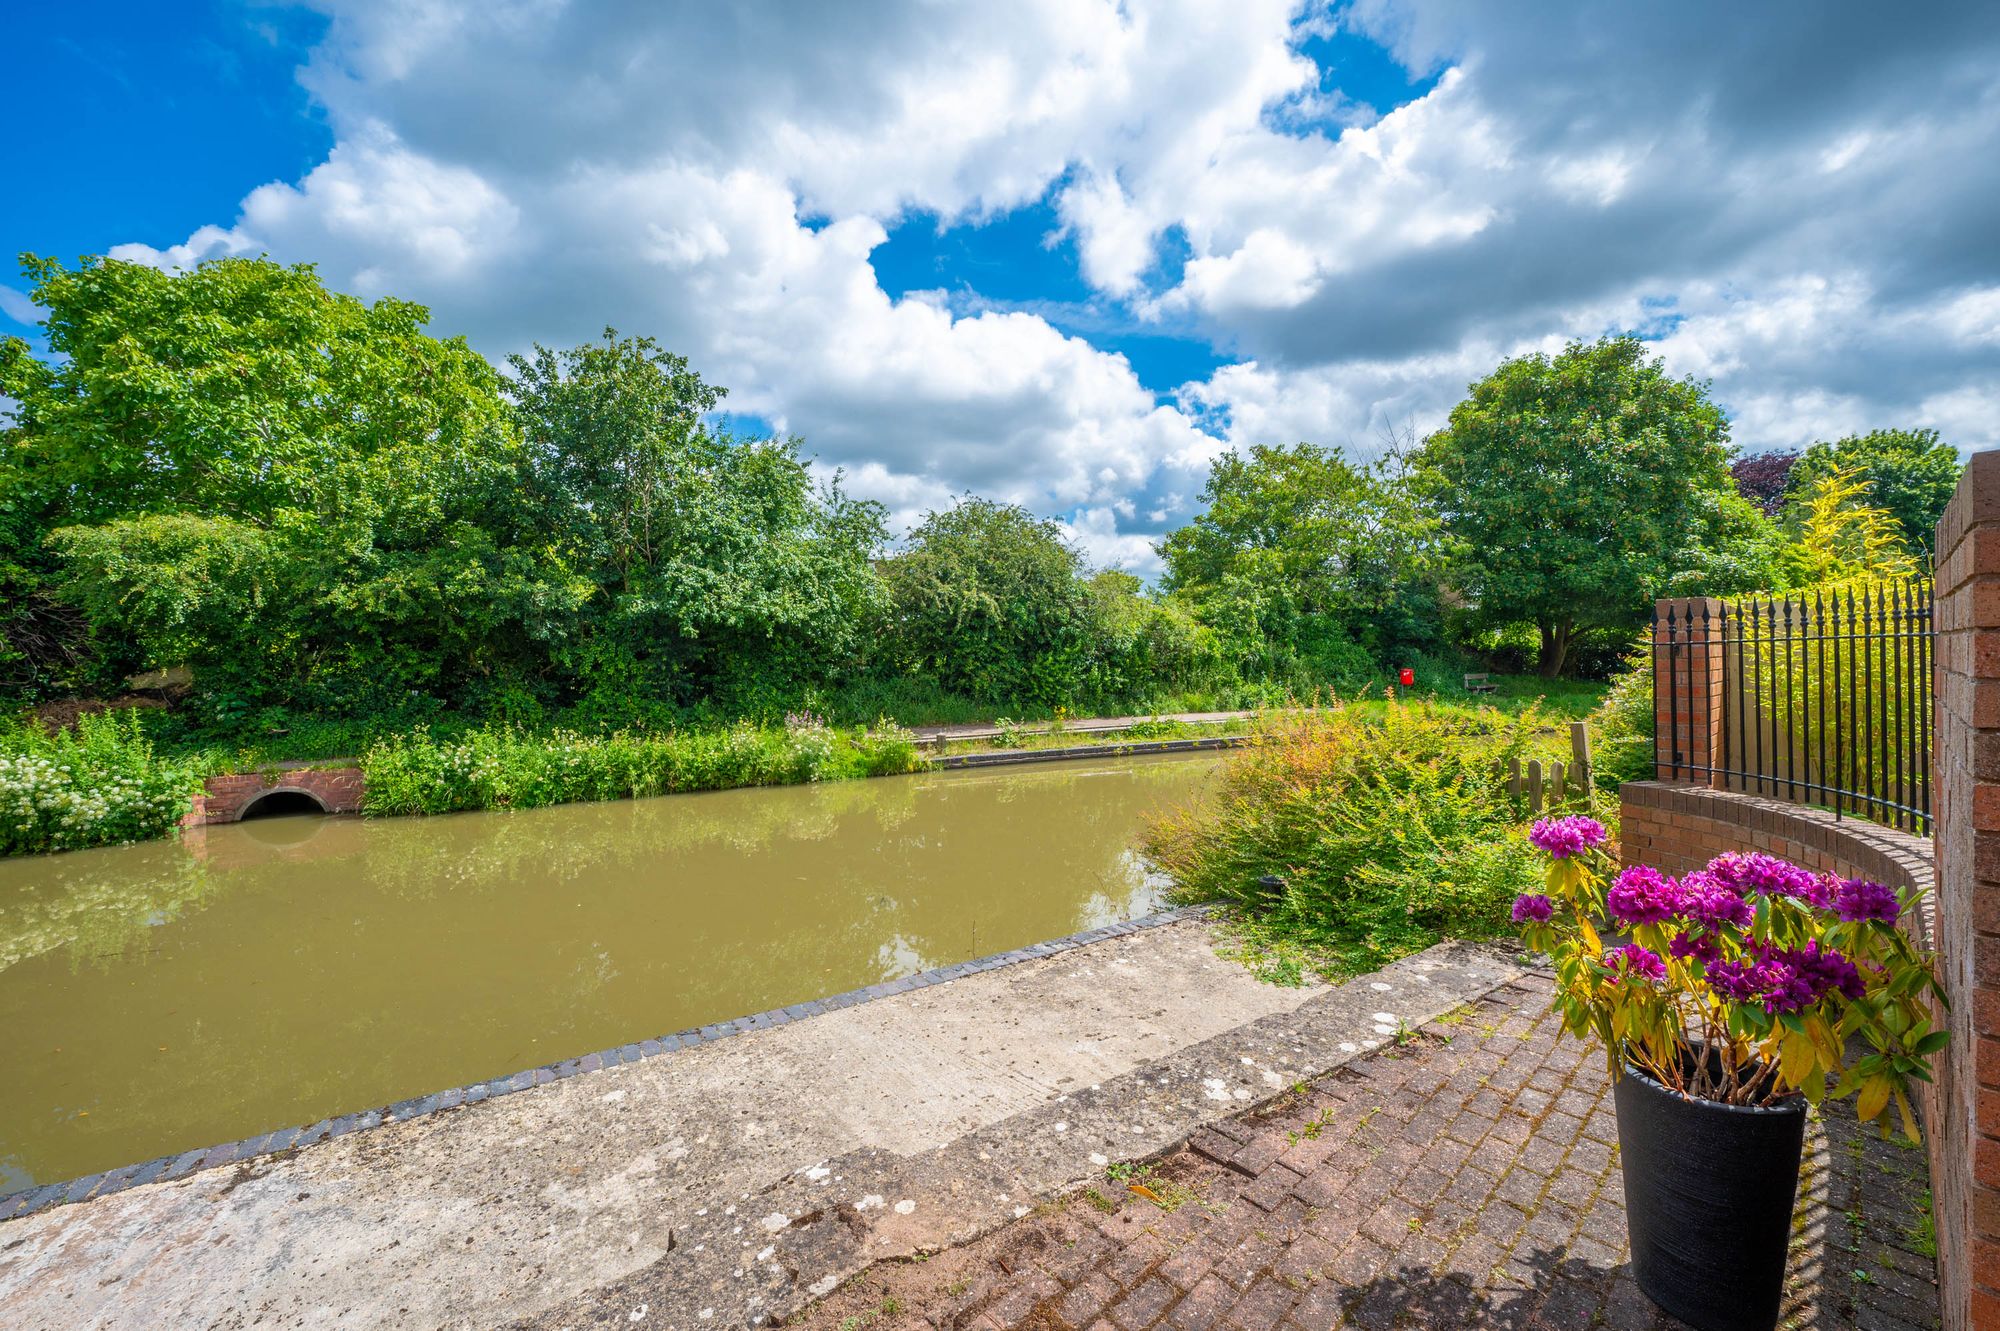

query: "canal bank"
xmin=1 ymin=753 xmax=1222 ymax=1190
xmin=0 ymin=919 xmax=1523 ymax=1329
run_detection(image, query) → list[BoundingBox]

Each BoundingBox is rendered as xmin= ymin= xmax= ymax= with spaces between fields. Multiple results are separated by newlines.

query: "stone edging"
xmin=0 ymin=905 xmax=1216 ymax=1225
xmin=926 ymin=734 xmax=1247 ymax=768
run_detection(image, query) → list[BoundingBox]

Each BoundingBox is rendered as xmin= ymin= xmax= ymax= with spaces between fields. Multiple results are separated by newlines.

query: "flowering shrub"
xmin=0 ymin=711 xmax=203 ymax=856
xmin=1515 ymin=819 xmax=1946 ymax=1138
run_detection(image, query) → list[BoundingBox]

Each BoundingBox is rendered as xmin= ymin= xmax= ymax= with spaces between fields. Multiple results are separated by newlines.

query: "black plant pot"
xmin=1614 ymin=1060 xmax=1807 ymax=1331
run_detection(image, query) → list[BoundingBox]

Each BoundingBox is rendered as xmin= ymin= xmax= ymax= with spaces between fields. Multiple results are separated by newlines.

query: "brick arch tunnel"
xmin=183 ymin=767 xmax=366 ymax=826
xmin=237 ymin=788 xmax=330 ymax=820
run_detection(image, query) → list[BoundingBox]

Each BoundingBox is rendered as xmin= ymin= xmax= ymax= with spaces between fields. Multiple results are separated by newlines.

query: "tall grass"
xmin=1141 ymin=702 xmax=1568 ymax=977
xmin=359 ymin=717 xmax=924 ymax=816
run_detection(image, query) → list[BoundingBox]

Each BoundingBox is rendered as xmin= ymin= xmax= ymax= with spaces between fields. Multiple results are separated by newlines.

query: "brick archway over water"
xmin=183 ymin=766 xmax=364 ymax=826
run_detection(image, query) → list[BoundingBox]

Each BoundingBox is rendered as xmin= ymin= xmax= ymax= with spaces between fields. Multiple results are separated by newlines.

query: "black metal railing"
xmin=1653 ymin=578 xmax=1934 ymax=834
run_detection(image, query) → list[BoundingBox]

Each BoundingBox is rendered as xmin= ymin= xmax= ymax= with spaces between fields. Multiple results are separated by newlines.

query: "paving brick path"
xmin=788 ymin=973 xmax=1939 ymax=1330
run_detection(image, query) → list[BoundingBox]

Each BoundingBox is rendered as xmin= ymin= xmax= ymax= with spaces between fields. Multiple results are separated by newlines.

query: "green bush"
xmin=1588 ymin=645 xmax=1655 ymax=790
xmin=359 ymin=718 xmax=922 ymax=816
xmin=1141 ymin=703 xmax=1558 ymax=976
xmin=0 ymin=711 xmax=203 ymax=855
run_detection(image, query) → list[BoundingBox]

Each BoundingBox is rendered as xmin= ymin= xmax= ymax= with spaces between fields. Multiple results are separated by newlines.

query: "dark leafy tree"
xmin=1730 ymin=451 xmax=1798 ymax=516
xmin=878 ymin=499 xmax=1094 ymax=707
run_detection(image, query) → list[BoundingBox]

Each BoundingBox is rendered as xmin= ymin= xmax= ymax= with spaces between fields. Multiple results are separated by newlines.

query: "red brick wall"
xmin=1651 ymin=596 xmax=1725 ymax=781
xmin=183 ymin=765 xmax=365 ymax=826
xmin=1931 ymin=449 xmax=2000 ymax=1331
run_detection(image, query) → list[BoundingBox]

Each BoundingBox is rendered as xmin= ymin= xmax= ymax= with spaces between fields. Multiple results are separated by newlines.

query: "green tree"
xmin=505 ymin=332 xmax=887 ymax=716
xmin=1 ymin=254 xmax=513 ymax=525
xmin=1159 ymin=443 xmax=1437 ymax=682
xmin=878 ymin=499 xmax=1094 ymax=706
xmin=1 ymin=254 xmax=556 ymax=712
xmin=1787 ymin=428 xmax=1961 ymax=554
xmin=1410 ymin=336 xmax=1734 ymax=677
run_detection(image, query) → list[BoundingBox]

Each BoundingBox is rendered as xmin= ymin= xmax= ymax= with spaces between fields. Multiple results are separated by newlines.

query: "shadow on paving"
xmin=786 ymin=973 xmax=1940 ymax=1331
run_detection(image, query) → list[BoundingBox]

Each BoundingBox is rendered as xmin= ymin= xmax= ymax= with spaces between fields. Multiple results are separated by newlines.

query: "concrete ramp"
xmin=0 ymin=920 xmax=1520 ymax=1330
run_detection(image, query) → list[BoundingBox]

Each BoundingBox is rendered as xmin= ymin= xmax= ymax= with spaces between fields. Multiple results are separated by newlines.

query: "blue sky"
xmin=2 ymin=3 xmax=329 ymax=276
xmin=6 ymin=2 xmax=1999 ymax=573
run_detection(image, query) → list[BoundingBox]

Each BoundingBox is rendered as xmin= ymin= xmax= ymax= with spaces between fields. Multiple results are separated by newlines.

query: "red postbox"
xmin=1398 ymin=667 xmax=1415 ymax=687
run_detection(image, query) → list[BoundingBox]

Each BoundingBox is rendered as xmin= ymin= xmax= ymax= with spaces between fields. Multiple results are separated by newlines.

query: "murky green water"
xmin=0 ymin=752 xmax=1217 ymax=1190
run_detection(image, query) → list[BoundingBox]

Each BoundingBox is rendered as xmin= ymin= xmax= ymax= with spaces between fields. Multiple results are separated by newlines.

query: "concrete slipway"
xmin=0 ymin=918 xmax=1522 ymax=1330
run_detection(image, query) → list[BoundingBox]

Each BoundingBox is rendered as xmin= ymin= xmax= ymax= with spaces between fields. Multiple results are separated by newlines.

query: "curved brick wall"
xmin=1619 ymin=780 xmax=1934 ymax=943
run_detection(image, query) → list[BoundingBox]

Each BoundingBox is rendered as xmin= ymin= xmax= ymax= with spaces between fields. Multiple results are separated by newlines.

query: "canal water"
xmin=0 ymin=751 xmax=1219 ymax=1191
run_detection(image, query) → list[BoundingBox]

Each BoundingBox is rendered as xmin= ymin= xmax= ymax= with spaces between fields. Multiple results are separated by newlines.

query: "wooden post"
xmin=1527 ymin=760 xmax=1544 ymax=814
xmin=1570 ymin=722 xmax=1593 ymax=795
xmin=1548 ymin=760 xmax=1566 ymax=808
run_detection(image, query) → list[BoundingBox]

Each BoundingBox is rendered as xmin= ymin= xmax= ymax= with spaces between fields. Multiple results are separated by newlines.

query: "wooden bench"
xmin=1463 ymin=672 xmax=1497 ymax=695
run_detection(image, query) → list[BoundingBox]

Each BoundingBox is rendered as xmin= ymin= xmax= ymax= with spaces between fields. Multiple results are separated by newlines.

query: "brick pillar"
xmin=1931 ymin=448 xmax=2000 ymax=1330
xmin=1651 ymin=596 xmax=1726 ymax=784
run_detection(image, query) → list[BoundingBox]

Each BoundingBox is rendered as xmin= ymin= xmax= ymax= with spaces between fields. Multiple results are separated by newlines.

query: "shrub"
xmin=1141 ymin=702 xmax=1561 ymax=975
xmin=0 ymin=711 xmax=203 ymax=855
xmin=1589 ymin=645 xmax=1655 ymax=790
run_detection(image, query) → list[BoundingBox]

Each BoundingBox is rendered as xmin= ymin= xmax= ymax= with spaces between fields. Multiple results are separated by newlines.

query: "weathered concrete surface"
xmin=0 ymin=922 xmax=1521 ymax=1330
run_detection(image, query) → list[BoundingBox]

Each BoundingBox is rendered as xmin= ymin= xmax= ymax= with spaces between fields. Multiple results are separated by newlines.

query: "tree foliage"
xmin=878 ymin=499 xmax=1095 ymax=706
xmin=0 ymin=255 xmax=1958 ymax=740
xmin=1788 ymin=428 xmax=1961 ymax=554
xmin=1159 ymin=443 xmax=1439 ymax=682
xmin=1410 ymin=337 xmax=1739 ymax=676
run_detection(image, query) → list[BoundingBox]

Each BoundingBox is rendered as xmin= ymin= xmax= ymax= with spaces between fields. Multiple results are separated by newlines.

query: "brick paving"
xmin=787 ymin=972 xmax=1939 ymax=1330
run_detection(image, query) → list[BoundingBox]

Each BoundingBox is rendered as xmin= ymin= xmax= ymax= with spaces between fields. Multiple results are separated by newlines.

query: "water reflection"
xmin=0 ymin=752 xmax=1217 ymax=1188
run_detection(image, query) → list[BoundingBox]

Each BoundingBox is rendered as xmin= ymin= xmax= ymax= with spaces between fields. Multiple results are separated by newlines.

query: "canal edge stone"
xmin=0 ymin=903 xmax=1219 ymax=1225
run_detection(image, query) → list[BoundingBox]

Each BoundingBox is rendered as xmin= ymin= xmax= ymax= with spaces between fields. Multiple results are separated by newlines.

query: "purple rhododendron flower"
xmin=1603 ymin=943 xmax=1667 ymax=983
xmin=1835 ymin=878 xmax=1899 ymax=925
xmin=1607 ymin=865 xmax=1681 ymax=927
xmin=1528 ymin=815 xmax=1607 ymax=859
xmin=1705 ymin=851 xmax=1823 ymax=903
xmin=1705 ymin=941 xmax=1864 ymax=1013
xmin=1704 ymin=953 xmax=1774 ymax=1006
xmin=1669 ymin=931 xmax=1722 ymax=966
xmin=1511 ymin=893 xmax=1554 ymax=924
xmin=1676 ymin=870 xmax=1754 ymax=930
xmin=1793 ymin=940 xmax=1867 ymax=1001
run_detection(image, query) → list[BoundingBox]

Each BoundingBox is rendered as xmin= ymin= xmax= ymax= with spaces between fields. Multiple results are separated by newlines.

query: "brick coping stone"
xmin=788 ymin=971 xmax=1942 ymax=1331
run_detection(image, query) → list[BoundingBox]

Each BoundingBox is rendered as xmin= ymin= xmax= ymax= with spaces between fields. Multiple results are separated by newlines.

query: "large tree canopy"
xmin=0 ymin=254 xmax=513 ymax=525
xmin=0 ymin=259 xmax=884 ymax=719
xmin=505 ymin=331 xmax=887 ymax=717
xmin=0 ymin=255 xmax=537 ymax=705
xmin=1410 ymin=337 xmax=1739 ymax=677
